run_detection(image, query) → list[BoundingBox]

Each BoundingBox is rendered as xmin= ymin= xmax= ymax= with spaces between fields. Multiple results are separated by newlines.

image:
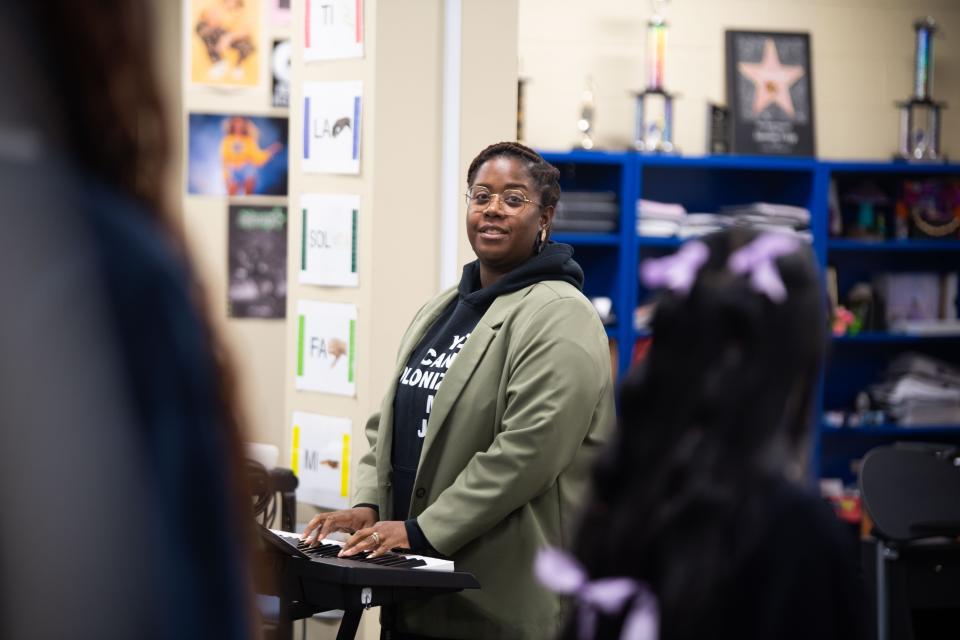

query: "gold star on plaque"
xmin=738 ymin=39 xmax=806 ymax=118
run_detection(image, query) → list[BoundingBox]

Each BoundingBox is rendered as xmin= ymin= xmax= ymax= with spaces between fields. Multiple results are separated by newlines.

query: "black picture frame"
xmin=725 ymin=30 xmax=815 ymax=157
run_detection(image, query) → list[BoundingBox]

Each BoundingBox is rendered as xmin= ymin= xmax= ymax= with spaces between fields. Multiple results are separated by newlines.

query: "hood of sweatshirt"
xmin=457 ymin=242 xmax=584 ymax=310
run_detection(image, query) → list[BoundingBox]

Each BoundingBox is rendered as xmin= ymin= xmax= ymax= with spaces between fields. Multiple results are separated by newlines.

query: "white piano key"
xmin=271 ymin=529 xmax=454 ymax=572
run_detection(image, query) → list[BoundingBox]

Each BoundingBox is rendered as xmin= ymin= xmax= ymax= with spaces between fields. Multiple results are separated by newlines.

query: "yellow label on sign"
xmin=290 ymin=425 xmax=301 ymax=476
xmin=341 ymin=434 xmax=350 ymax=497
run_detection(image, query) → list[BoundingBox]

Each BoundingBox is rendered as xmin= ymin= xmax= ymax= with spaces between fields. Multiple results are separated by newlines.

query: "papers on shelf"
xmin=870 ymin=353 xmax=960 ymax=426
xmin=637 ymin=199 xmax=687 ymax=220
xmin=720 ymin=202 xmax=811 ymax=226
xmin=890 ymin=320 xmax=960 ymax=337
xmin=636 ymin=199 xmax=811 ymax=240
xmin=554 ymin=191 xmax=618 ymax=233
xmin=637 ymin=219 xmax=679 ymax=237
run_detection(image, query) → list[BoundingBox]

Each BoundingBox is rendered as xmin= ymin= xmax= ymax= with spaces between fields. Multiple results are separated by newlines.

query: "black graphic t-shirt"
xmin=391 ymin=297 xmax=482 ymax=514
xmin=389 ymin=243 xmax=585 ymax=552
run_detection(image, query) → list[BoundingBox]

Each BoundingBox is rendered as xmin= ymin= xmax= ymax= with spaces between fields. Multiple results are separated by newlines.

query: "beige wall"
xmin=150 ymin=0 xmax=290 ymax=449
xmin=285 ymin=2 xmax=517 ymax=638
xmin=519 ymin=0 xmax=960 ymax=158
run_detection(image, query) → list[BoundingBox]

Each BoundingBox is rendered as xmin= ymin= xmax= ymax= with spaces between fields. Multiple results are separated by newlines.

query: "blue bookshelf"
xmin=820 ymin=161 xmax=960 ymax=483
xmin=828 ymin=238 xmax=960 ymax=252
xmin=551 ymin=232 xmax=619 ymax=246
xmin=636 ymin=237 xmax=684 ymax=248
xmin=540 ymin=149 xmax=960 ymax=486
xmin=833 ymin=332 xmax=960 ymax=344
xmin=823 ymin=424 xmax=960 ymax=437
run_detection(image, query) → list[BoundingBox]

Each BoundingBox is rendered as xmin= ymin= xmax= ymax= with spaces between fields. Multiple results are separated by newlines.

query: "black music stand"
xmin=860 ymin=443 xmax=960 ymax=640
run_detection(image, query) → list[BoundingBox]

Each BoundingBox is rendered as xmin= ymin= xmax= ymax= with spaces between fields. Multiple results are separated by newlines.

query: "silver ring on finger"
xmin=370 ymin=531 xmax=381 ymax=547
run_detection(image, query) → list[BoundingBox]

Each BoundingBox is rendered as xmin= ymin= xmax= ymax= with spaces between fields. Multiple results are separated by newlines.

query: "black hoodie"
xmin=383 ymin=243 xmax=583 ymax=551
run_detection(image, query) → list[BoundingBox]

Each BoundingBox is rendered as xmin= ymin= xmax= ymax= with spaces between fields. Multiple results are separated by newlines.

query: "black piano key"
xmin=359 ymin=552 xmax=400 ymax=563
xmin=379 ymin=559 xmax=416 ymax=568
xmin=306 ymin=545 xmax=342 ymax=556
xmin=297 ymin=541 xmax=323 ymax=550
xmin=374 ymin=558 xmax=423 ymax=569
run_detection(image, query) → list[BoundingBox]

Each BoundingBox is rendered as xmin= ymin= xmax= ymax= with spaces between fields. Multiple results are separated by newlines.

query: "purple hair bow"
xmin=639 ymin=240 xmax=708 ymax=296
xmin=727 ymin=232 xmax=800 ymax=303
xmin=535 ymin=547 xmax=659 ymax=640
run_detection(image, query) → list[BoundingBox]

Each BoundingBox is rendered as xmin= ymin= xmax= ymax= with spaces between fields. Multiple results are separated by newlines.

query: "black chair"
xmin=860 ymin=443 xmax=960 ymax=640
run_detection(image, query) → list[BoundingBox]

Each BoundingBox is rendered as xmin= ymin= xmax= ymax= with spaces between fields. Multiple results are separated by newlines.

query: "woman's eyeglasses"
xmin=465 ymin=187 xmax=541 ymax=215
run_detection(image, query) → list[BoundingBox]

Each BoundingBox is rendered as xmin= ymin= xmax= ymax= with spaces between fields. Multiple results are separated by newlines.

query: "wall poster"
xmin=228 ymin=204 xmax=287 ymax=319
xmin=305 ymin=0 xmax=364 ymax=61
xmin=299 ymin=194 xmax=359 ymax=287
xmin=290 ymin=412 xmax=351 ymax=509
xmin=295 ymin=300 xmax=357 ymax=396
xmin=302 ymin=81 xmax=363 ymax=174
xmin=187 ymin=0 xmax=263 ymax=88
xmin=270 ymin=0 xmax=291 ymax=27
xmin=271 ymin=39 xmax=292 ymax=108
xmin=188 ymin=113 xmax=288 ymax=196
xmin=725 ymin=31 xmax=815 ymax=156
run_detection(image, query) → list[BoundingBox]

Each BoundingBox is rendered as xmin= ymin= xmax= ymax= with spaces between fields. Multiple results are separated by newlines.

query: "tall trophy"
xmin=633 ymin=0 xmax=677 ymax=152
xmin=896 ymin=17 xmax=947 ymax=162
xmin=576 ymin=77 xmax=597 ymax=150
xmin=517 ymin=57 xmax=528 ymax=143
xmin=517 ymin=77 xmax=527 ymax=143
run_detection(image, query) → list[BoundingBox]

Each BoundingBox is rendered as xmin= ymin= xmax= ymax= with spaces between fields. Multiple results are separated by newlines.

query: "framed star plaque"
xmin=725 ymin=30 xmax=815 ymax=156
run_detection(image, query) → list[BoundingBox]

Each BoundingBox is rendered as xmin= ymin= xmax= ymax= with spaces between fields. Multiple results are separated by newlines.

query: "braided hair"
xmin=466 ymin=141 xmax=561 ymax=210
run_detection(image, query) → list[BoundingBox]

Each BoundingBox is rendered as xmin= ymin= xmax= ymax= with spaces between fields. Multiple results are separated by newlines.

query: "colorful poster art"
xmin=302 ymin=81 xmax=362 ymax=175
xmin=188 ymin=113 xmax=288 ymax=196
xmin=271 ymin=0 xmax=291 ymax=27
xmin=188 ymin=0 xmax=262 ymax=88
xmin=299 ymin=194 xmax=359 ymax=287
xmin=228 ymin=205 xmax=287 ymax=319
xmin=295 ymin=300 xmax=357 ymax=396
xmin=305 ymin=0 xmax=364 ymax=61
xmin=272 ymin=39 xmax=291 ymax=108
xmin=290 ymin=412 xmax=351 ymax=509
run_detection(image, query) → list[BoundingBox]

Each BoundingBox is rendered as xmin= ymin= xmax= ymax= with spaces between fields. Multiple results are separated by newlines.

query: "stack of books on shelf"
xmin=636 ymin=200 xmax=811 ymax=241
xmin=553 ymin=191 xmax=618 ymax=233
xmin=678 ymin=213 xmax=731 ymax=238
xmin=719 ymin=202 xmax=813 ymax=242
xmin=869 ymin=353 xmax=960 ymax=427
xmin=636 ymin=199 xmax=686 ymax=237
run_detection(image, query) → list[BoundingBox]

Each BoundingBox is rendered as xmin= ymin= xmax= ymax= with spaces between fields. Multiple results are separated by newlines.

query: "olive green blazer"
xmin=354 ymin=280 xmax=615 ymax=639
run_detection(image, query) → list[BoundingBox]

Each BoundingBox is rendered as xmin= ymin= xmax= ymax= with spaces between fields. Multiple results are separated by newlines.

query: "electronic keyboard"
xmin=257 ymin=525 xmax=479 ymax=640
xmin=267 ymin=528 xmax=455 ymax=572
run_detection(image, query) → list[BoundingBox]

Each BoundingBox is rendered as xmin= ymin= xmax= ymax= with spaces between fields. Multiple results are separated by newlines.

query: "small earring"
xmin=537 ymin=227 xmax=548 ymax=254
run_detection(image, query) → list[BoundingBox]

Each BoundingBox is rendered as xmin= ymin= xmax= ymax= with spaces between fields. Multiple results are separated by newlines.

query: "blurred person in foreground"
xmin=0 ymin=3 xmax=252 ymax=638
xmin=539 ymin=228 xmax=864 ymax=640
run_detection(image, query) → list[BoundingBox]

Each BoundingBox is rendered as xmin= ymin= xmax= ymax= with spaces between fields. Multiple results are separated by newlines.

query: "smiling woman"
xmin=465 ymin=148 xmax=559 ymax=286
xmin=301 ymin=142 xmax=615 ymax=639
